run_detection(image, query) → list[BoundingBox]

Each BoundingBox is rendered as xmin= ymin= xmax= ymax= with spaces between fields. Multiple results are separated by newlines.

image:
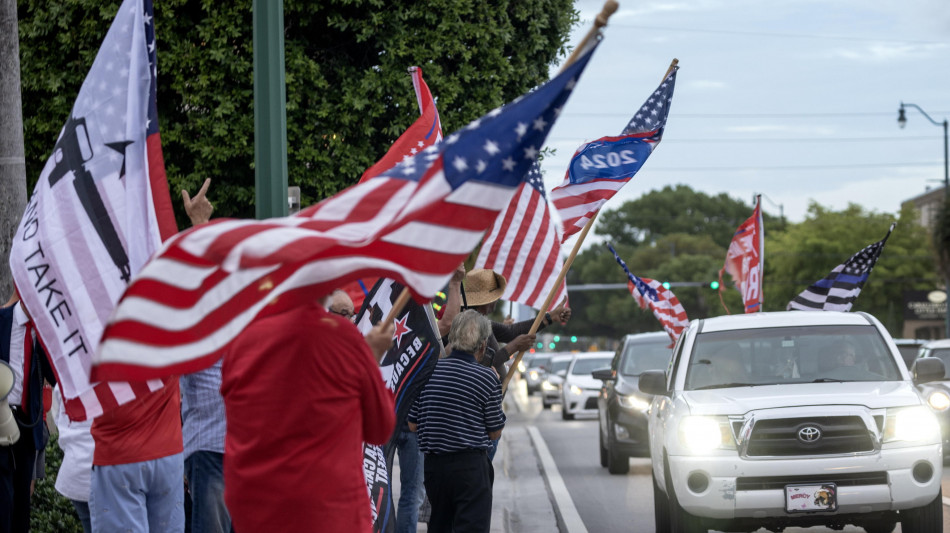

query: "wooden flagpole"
xmin=501 ymin=54 xmax=680 ymax=394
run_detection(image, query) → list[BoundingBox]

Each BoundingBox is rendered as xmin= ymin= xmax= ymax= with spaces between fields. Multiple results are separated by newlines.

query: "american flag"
xmin=473 ymin=163 xmax=567 ymax=309
xmin=787 ymin=223 xmax=895 ymax=312
xmin=9 ymin=0 xmax=175 ymax=421
xmin=608 ymin=243 xmax=688 ymax=342
xmin=91 ymin=41 xmax=600 ymax=382
xmin=551 ymin=66 xmax=677 ymax=240
xmin=346 ymin=67 xmax=443 ymax=311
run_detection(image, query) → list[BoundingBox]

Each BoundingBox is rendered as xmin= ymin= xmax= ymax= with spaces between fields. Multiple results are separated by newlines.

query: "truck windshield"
xmin=684 ymin=325 xmax=902 ymax=390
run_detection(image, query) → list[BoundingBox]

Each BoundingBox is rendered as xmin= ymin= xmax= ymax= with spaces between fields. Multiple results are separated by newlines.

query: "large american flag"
xmin=473 ymin=163 xmax=567 ymax=309
xmin=551 ymin=66 xmax=677 ymax=240
xmin=608 ymin=244 xmax=688 ymax=342
xmin=9 ymin=0 xmax=175 ymax=421
xmin=91 ymin=42 xmax=600 ymax=382
xmin=346 ymin=67 xmax=443 ymax=310
xmin=787 ymin=224 xmax=895 ymax=312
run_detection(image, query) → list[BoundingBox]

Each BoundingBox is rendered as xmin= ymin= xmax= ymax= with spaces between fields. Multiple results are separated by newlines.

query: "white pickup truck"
xmin=639 ymin=311 xmax=946 ymax=533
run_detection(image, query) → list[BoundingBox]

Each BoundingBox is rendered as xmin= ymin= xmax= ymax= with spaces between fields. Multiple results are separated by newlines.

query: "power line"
xmin=550 ymin=135 xmax=942 ymax=144
xmin=561 ymin=111 xmax=950 ymax=119
xmin=604 ymin=23 xmax=950 ymax=46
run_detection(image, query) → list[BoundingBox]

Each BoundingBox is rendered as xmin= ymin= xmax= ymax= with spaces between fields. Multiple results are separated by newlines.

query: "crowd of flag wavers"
xmin=1 ymin=1 xmax=905 ymax=532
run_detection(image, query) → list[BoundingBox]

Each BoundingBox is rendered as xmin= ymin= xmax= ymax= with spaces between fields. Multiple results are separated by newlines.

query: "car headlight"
xmin=541 ymin=381 xmax=556 ymax=391
xmin=518 ymin=361 xmax=527 ymax=373
xmin=618 ymin=394 xmax=651 ymax=411
xmin=569 ymin=385 xmax=583 ymax=396
xmin=529 ymin=370 xmax=539 ymax=380
xmin=928 ymin=391 xmax=950 ymax=411
xmin=883 ymin=406 xmax=941 ymax=443
xmin=678 ymin=416 xmax=735 ymax=453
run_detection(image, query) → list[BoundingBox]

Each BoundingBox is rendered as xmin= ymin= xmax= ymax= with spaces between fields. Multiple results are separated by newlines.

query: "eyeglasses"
xmin=330 ymin=308 xmax=355 ymax=319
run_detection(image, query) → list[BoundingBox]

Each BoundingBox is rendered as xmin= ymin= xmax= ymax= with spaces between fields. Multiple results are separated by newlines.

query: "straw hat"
xmin=464 ymin=269 xmax=507 ymax=307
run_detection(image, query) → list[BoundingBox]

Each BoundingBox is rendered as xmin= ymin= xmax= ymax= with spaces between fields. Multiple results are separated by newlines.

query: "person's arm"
xmin=483 ymin=379 xmax=506 ymax=441
xmin=437 ymin=264 xmax=466 ymax=337
xmin=353 ymin=329 xmax=396 ymax=445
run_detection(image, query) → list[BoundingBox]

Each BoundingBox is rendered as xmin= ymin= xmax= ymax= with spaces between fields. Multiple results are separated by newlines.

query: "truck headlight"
xmin=884 ymin=406 xmax=941 ymax=443
xmin=569 ymin=385 xmax=583 ymax=396
xmin=618 ymin=394 xmax=651 ymax=411
xmin=928 ymin=391 xmax=950 ymax=412
xmin=541 ymin=381 xmax=556 ymax=391
xmin=678 ymin=416 xmax=735 ymax=453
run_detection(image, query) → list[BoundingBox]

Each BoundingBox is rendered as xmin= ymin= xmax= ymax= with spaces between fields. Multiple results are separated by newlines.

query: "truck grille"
xmin=736 ymin=471 xmax=887 ymax=491
xmin=745 ymin=416 xmax=874 ymax=456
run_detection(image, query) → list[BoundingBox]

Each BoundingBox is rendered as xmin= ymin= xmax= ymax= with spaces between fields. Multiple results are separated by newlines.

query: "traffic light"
xmin=548 ymin=342 xmax=556 ymax=349
xmin=553 ymin=335 xmax=560 ymax=342
xmin=709 ymin=281 xmax=720 ymax=290
xmin=537 ymin=342 xmax=543 ymax=349
xmin=662 ymin=281 xmax=671 ymax=290
xmin=570 ymin=335 xmax=577 ymax=343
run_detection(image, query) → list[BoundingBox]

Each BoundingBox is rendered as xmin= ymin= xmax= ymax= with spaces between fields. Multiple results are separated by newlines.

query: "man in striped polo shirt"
xmin=408 ymin=310 xmax=505 ymax=533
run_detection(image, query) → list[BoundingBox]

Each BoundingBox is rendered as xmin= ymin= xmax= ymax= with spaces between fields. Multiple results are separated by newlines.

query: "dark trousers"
xmin=0 ymin=409 xmax=37 ymax=533
xmin=423 ymin=450 xmax=493 ymax=533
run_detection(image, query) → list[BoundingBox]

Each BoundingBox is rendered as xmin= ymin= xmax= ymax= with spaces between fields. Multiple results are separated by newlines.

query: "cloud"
xmin=687 ymin=80 xmax=728 ymax=90
xmin=829 ymin=42 xmax=949 ymax=62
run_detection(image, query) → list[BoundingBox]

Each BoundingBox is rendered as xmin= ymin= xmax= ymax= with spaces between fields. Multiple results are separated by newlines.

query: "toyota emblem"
xmin=798 ymin=426 xmax=822 ymax=442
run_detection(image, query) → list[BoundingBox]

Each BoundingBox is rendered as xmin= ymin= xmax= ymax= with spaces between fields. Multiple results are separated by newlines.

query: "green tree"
xmin=767 ymin=202 xmax=935 ymax=335
xmin=595 ymin=184 xmax=774 ymax=249
xmin=17 ymin=0 xmax=577 ymax=225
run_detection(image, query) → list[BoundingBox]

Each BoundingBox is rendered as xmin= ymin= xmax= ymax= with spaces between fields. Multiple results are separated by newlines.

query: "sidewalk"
xmin=393 ymin=380 xmax=560 ymax=532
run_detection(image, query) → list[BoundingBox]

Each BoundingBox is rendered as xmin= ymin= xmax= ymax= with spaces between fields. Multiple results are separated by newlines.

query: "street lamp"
xmin=899 ymin=102 xmax=950 ymax=337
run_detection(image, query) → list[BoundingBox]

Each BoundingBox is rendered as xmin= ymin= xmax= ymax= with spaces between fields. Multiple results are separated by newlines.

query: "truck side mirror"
xmin=912 ymin=358 xmax=945 ymax=385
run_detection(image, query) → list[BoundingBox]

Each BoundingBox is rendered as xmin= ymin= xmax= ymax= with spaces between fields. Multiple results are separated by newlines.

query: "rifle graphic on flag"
xmin=9 ymin=0 xmax=175 ymax=421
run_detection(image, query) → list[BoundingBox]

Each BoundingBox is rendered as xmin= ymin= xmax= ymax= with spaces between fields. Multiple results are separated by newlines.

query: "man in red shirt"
xmin=221 ymin=300 xmax=396 ymax=532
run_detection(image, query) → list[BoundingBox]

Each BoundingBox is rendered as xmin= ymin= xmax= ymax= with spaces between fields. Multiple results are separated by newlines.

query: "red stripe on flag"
xmin=147 ymin=134 xmax=177 ymax=242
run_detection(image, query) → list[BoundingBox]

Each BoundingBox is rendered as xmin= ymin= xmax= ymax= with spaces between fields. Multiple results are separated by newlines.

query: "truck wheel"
xmin=666 ymin=460 xmax=706 ymax=533
xmin=862 ymin=522 xmax=897 ymax=533
xmin=653 ymin=470 xmax=671 ymax=533
xmin=561 ymin=407 xmax=574 ymax=421
xmin=900 ymin=489 xmax=942 ymax=532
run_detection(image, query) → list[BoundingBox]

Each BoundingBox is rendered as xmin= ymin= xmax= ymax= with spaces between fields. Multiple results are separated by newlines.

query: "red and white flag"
xmin=719 ymin=196 xmax=764 ymax=313
xmin=9 ymin=0 xmax=176 ymax=421
xmin=346 ymin=67 xmax=443 ymax=310
xmin=474 ymin=163 xmax=566 ymax=309
xmin=90 ymin=43 xmax=600 ymax=383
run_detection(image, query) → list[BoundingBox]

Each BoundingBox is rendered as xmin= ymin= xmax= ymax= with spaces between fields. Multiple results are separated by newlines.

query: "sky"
xmin=541 ymin=0 xmax=950 ymax=247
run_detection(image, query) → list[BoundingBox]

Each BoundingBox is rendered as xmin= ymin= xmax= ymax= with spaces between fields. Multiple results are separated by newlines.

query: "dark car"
xmin=914 ymin=339 xmax=950 ymax=456
xmin=523 ymin=353 xmax=553 ymax=395
xmin=594 ymin=332 xmax=672 ymax=474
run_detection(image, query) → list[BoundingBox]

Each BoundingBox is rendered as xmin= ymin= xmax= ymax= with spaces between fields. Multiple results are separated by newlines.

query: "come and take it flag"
xmin=719 ymin=196 xmax=764 ymax=314
xmin=551 ymin=65 xmax=678 ymax=240
xmin=346 ymin=67 xmax=444 ymax=311
xmin=608 ymin=244 xmax=688 ymax=342
xmin=91 ymin=40 xmax=601 ymax=383
xmin=473 ymin=162 xmax=567 ymax=309
xmin=787 ymin=223 xmax=896 ymax=312
xmin=354 ymin=279 xmax=443 ymax=533
xmin=9 ymin=0 xmax=175 ymax=421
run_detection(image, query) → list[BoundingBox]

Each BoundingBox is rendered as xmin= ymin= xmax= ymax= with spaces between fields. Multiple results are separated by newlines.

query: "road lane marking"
xmin=527 ymin=425 xmax=588 ymax=533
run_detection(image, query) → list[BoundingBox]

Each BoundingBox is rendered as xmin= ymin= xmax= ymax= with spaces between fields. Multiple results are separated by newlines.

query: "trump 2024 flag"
xmin=9 ymin=0 xmax=175 ymax=421
xmin=719 ymin=196 xmax=764 ymax=314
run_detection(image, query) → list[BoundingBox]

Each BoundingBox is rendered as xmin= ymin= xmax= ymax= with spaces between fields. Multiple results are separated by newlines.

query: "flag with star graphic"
xmin=474 ymin=162 xmax=567 ymax=309
xmin=90 ymin=40 xmax=601 ymax=382
xmin=787 ymin=224 xmax=896 ymax=312
xmin=345 ymin=67 xmax=443 ymax=311
xmin=354 ymin=278 xmax=443 ymax=533
xmin=551 ymin=65 xmax=678 ymax=240
xmin=608 ymin=244 xmax=688 ymax=342
xmin=9 ymin=0 xmax=175 ymax=421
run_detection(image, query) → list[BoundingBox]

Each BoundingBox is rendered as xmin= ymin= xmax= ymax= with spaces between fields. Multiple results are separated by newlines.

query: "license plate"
xmin=785 ymin=483 xmax=837 ymax=513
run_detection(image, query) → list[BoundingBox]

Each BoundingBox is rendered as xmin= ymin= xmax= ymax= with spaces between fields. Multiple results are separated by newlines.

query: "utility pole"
xmin=0 ymin=0 xmax=27 ymax=299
